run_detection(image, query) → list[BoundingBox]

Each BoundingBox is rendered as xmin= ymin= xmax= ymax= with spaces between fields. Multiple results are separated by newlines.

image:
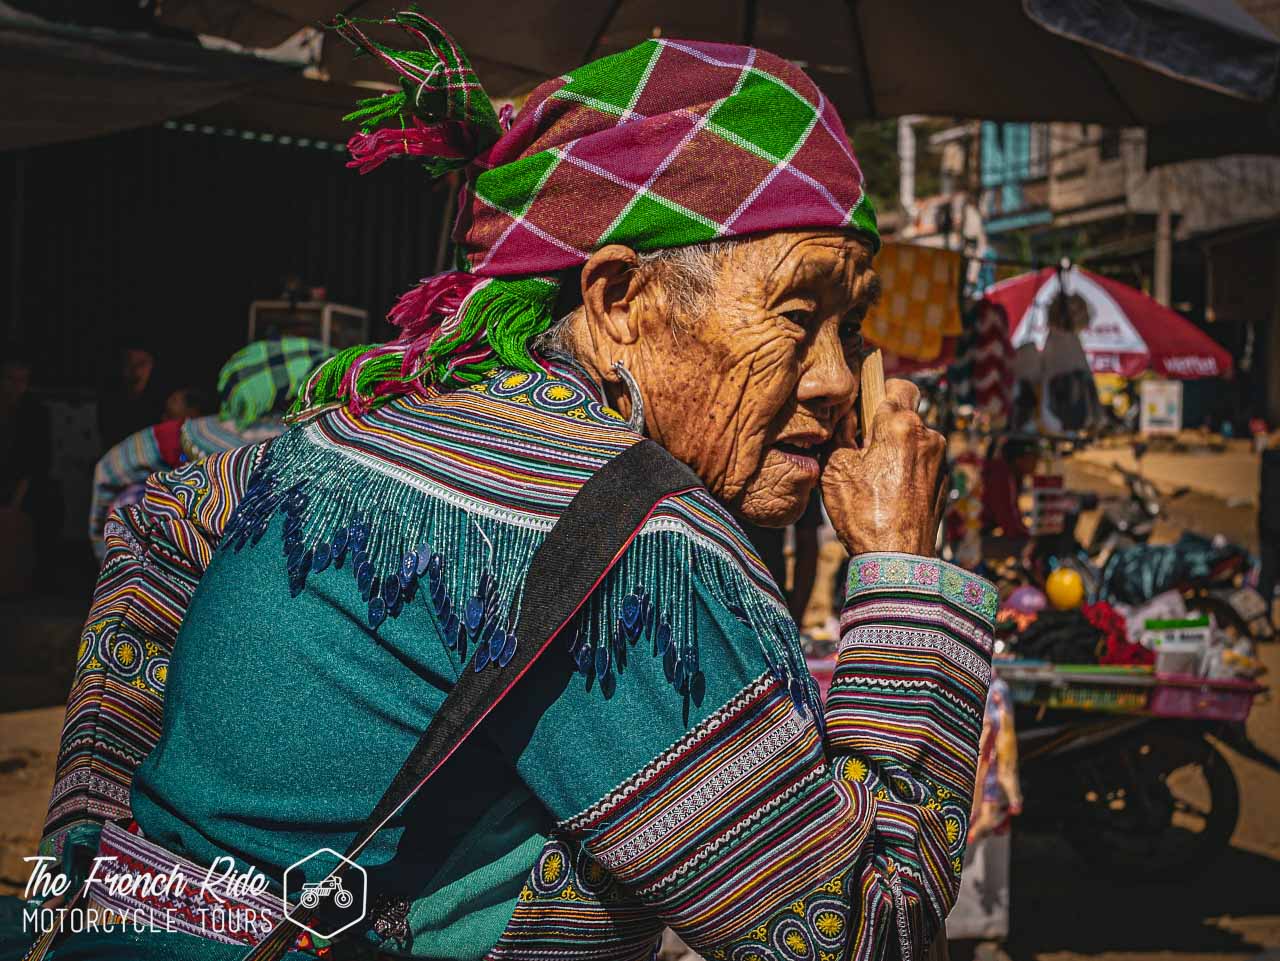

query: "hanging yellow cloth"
xmin=865 ymin=243 xmax=963 ymax=361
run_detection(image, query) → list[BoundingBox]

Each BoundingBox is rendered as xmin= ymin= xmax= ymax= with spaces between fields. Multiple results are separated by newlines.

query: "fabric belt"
xmin=92 ymin=821 xmax=324 ymax=955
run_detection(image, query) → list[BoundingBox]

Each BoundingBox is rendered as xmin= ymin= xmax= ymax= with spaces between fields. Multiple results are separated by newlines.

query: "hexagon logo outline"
xmin=282 ymin=847 xmax=368 ymax=940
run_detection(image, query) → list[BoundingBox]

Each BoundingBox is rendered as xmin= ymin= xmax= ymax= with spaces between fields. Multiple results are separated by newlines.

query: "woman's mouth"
xmin=773 ymin=441 xmax=820 ymax=478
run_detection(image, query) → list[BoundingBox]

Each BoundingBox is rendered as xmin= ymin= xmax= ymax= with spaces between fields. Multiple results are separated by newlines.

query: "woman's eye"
xmin=840 ymin=320 xmax=865 ymax=350
xmin=781 ymin=309 xmax=812 ymax=328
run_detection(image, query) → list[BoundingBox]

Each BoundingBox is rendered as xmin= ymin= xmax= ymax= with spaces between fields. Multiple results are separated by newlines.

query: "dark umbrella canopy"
xmin=7 ymin=0 xmax=1276 ymax=151
xmin=158 ymin=0 xmax=1280 ymax=127
xmin=0 ymin=0 xmax=296 ymax=150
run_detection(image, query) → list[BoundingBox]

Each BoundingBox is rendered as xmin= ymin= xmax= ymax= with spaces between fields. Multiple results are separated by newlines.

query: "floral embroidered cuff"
xmin=831 ymin=553 xmax=994 ymax=788
xmin=845 ymin=553 xmax=996 ymax=635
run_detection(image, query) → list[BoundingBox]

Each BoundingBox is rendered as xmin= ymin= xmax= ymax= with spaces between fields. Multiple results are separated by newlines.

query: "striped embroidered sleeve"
xmin=827 ymin=553 xmax=997 ymax=961
xmin=89 ymin=425 xmax=166 ymax=560
xmin=494 ymin=502 xmax=985 ymax=961
xmin=41 ymin=443 xmax=265 ymax=882
xmin=555 ymin=675 xmax=879 ymax=961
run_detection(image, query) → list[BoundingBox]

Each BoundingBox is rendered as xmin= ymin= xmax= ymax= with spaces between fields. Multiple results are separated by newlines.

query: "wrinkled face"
xmin=633 ymin=230 xmax=878 ymax=526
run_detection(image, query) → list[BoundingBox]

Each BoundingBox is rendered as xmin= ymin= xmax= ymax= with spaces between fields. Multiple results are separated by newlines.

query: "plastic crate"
xmin=1045 ymin=683 xmax=1150 ymax=713
xmin=1150 ymin=674 xmax=1262 ymax=722
xmin=996 ymin=662 xmax=1154 ymax=713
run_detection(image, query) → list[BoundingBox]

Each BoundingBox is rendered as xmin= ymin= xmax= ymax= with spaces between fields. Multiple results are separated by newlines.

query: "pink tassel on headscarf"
xmin=393 ymin=271 xmax=486 ymax=377
xmin=346 ymin=117 xmax=470 ymax=175
xmin=388 ymin=271 xmax=479 ymax=335
xmin=334 ymin=271 xmax=483 ymax=415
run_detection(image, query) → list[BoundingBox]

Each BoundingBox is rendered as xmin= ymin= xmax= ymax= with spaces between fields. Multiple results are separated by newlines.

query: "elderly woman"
xmin=31 ymin=14 xmax=994 ymax=961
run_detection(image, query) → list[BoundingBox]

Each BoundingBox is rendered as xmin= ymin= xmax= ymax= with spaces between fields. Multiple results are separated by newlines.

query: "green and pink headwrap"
xmin=296 ymin=10 xmax=879 ymax=415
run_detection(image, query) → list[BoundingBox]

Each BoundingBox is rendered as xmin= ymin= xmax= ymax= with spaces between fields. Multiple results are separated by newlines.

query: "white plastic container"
xmin=1144 ymin=616 xmax=1211 ymax=677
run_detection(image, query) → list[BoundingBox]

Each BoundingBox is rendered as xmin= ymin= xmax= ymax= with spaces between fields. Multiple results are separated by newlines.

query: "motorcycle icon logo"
xmin=282 ymin=848 xmax=367 ymax=940
xmin=297 ymin=876 xmax=355 ymax=910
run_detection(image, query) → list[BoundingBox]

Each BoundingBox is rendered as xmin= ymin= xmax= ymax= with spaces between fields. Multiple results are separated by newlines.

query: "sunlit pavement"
xmin=1072 ymin=436 xmax=1262 ymax=509
xmin=0 ymin=705 xmax=60 ymax=897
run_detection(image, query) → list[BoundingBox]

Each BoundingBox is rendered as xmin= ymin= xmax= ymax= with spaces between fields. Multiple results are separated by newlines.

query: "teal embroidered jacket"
xmin=40 ymin=361 xmax=995 ymax=961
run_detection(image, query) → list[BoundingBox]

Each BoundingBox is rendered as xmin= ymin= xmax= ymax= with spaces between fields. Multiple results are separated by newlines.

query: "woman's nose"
xmin=797 ymin=324 xmax=857 ymax=415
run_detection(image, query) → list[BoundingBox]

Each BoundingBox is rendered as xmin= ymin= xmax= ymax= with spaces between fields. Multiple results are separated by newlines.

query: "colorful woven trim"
xmin=237 ymin=364 xmax=815 ymax=712
xmin=829 ymin=552 xmax=995 ymax=957
xmin=180 ymin=414 xmax=284 ymax=461
xmin=847 ymin=553 xmax=999 ymax=624
xmin=490 ymin=837 xmax=662 ymax=959
xmin=560 ymin=673 xmax=863 ymax=955
xmin=46 ymin=445 xmax=264 ymax=845
xmin=91 ymin=821 xmax=326 ymax=955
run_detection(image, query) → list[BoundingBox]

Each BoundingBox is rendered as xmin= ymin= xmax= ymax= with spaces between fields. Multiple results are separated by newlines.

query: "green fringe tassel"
xmin=424 ymin=277 xmax=560 ymax=384
xmin=291 ymin=277 xmax=562 ymax=416
xmin=343 ymin=90 xmax=409 ymax=132
xmin=331 ymin=11 xmax=501 ymax=146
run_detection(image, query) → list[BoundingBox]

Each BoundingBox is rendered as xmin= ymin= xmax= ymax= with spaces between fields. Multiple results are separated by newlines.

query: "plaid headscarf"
xmin=298 ymin=12 xmax=877 ymax=415
xmin=219 ymin=337 xmax=334 ymax=427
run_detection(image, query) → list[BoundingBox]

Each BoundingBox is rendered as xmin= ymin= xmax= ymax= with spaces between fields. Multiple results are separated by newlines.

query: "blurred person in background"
xmin=88 ymin=338 xmax=333 ymax=560
xmin=1261 ymin=440 xmax=1280 ymax=623
xmin=0 ymin=345 xmax=60 ymax=586
xmin=97 ymin=338 xmax=165 ymax=450
xmin=162 ymin=385 xmax=215 ymax=422
xmin=982 ymin=437 xmax=1037 ymax=558
xmin=1011 ymin=293 xmax=1101 ymax=435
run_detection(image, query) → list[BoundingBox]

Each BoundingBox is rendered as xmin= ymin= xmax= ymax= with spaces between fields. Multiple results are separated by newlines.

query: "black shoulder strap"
xmin=243 ymin=439 xmax=700 ymax=960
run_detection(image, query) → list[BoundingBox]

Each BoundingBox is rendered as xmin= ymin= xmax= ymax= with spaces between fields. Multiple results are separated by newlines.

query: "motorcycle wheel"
xmin=1061 ymin=729 xmax=1239 ymax=878
xmin=335 ymin=889 xmax=354 ymax=909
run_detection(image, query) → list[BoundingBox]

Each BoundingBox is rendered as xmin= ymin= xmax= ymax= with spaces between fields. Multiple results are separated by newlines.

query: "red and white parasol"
xmin=985 ymin=266 xmax=1233 ymax=379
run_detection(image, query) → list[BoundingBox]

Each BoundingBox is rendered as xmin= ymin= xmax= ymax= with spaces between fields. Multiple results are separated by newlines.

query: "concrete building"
xmin=896 ymin=116 xmax=1280 ymax=425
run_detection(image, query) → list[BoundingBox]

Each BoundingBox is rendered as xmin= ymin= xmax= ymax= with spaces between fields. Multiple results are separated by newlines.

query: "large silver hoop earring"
xmin=611 ymin=360 xmax=646 ymax=434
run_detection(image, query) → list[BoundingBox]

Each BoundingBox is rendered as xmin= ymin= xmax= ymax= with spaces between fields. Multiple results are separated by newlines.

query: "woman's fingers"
xmin=868 ymin=379 xmax=923 ymax=447
xmin=823 ymin=374 xmax=949 ymax=556
xmin=883 ymin=377 xmax=921 ymax=412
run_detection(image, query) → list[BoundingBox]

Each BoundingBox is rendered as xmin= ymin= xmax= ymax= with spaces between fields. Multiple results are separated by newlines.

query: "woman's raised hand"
xmin=820 ymin=378 xmax=948 ymax=558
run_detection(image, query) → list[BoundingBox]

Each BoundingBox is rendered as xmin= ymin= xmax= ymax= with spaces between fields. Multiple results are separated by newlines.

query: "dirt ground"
xmin=0 ymin=706 xmax=60 ymax=897
xmin=0 ymin=447 xmax=1276 ymax=961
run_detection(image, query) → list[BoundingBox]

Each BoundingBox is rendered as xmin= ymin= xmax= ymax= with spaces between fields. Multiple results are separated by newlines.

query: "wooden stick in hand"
xmin=859 ymin=348 xmax=885 ymax=446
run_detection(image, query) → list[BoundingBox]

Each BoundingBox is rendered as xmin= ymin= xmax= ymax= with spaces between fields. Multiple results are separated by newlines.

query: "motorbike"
xmin=804 ymin=646 xmax=1270 ymax=878
xmin=1001 ymin=471 xmax=1273 ymax=643
xmin=980 ymin=452 xmax=1274 ymax=876
xmin=1086 ymin=459 xmax=1188 ymax=557
xmin=298 ymin=876 xmax=356 ymax=909
xmin=1014 ymin=706 xmax=1269 ymax=877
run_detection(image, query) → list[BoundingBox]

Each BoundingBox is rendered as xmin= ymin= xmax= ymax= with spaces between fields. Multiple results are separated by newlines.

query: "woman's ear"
xmin=580 ymin=244 xmax=643 ymax=348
